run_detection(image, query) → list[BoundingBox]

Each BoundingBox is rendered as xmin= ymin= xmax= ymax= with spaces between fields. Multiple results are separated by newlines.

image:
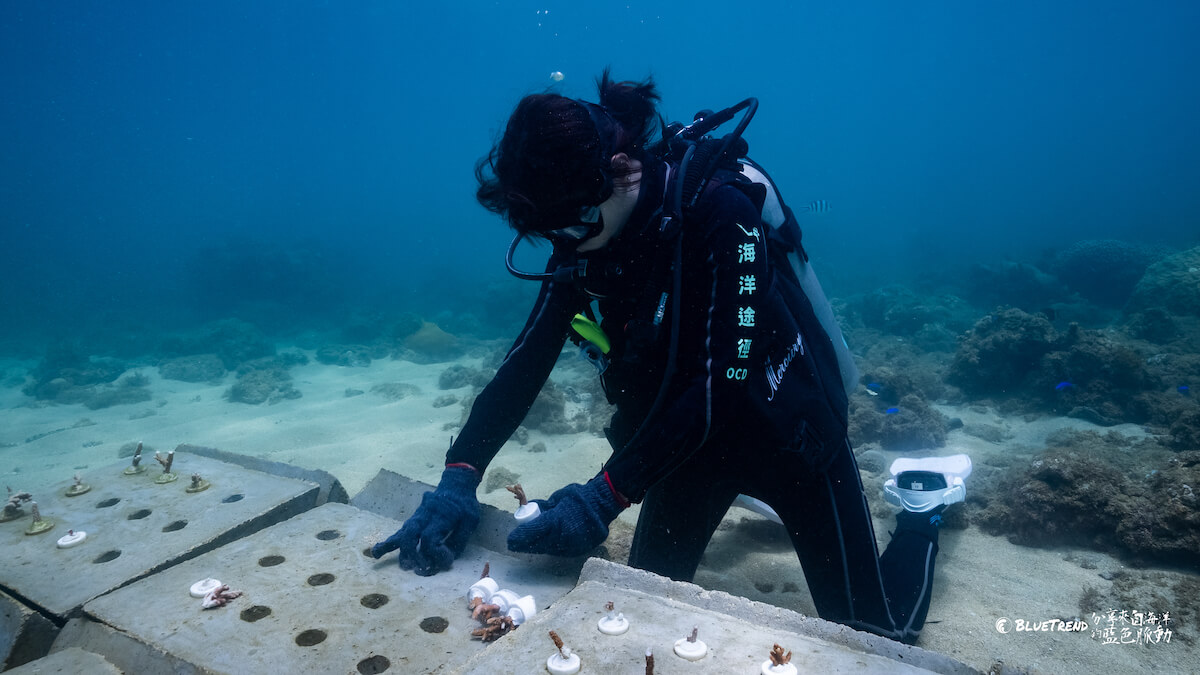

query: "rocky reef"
xmin=973 ymin=430 xmax=1200 ymax=568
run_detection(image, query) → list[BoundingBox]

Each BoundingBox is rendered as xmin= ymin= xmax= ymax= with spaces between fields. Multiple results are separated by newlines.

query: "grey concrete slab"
xmin=179 ymin=443 xmax=349 ymax=506
xmin=456 ymin=558 xmax=981 ymax=675
xmin=0 ymin=450 xmax=319 ymax=621
xmin=5 ymin=646 xmax=122 ymax=675
xmin=75 ymin=502 xmax=580 ymax=675
xmin=0 ymin=589 xmax=58 ymax=671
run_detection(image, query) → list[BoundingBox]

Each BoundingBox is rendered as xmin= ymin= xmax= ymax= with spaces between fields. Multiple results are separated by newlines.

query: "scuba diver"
xmin=371 ymin=71 xmax=970 ymax=645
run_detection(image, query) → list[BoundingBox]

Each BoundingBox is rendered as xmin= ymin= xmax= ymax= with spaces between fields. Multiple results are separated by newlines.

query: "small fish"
xmin=885 ymin=407 xmax=900 ymax=414
xmin=1180 ymin=385 xmax=1191 ymax=396
xmin=1055 ymin=381 xmax=1074 ymax=391
xmin=865 ymin=382 xmax=882 ymax=397
xmin=797 ymin=200 xmax=831 ymax=213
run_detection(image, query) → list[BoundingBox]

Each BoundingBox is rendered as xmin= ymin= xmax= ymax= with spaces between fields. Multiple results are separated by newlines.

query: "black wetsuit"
xmin=447 ymin=161 xmax=941 ymax=644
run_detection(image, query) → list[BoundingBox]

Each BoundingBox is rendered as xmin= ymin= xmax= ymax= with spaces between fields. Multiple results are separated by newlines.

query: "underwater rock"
xmin=849 ymin=394 xmax=948 ymax=452
xmin=948 ymin=308 xmax=1057 ymax=396
xmin=431 ymin=394 xmax=458 ymax=408
xmin=962 ymin=261 xmax=1073 ymax=313
xmin=523 ymin=380 xmax=598 ymax=435
xmin=1123 ymin=308 xmax=1179 ymax=343
xmin=483 ymin=466 xmax=520 ymax=494
xmin=975 ymin=433 xmax=1200 ymax=567
xmin=157 ymin=319 xmax=275 ymax=370
xmin=315 ymin=344 xmax=373 ymax=367
xmin=438 ymin=364 xmax=492 ymax=390
xmin=370 ymin=382 xmax=420 ymax=402
xmin=403 ymin=322 xmax=463 ymax=362
xmin=24 ymin=344 xmax=127 ymax=401
xmin=81 ymin=376 xmax=154 ymax=410
xmin=226 ymin=367 xmax=301 ymax=405
xmin=851 ymin=285 xmax=975 ymax=338
xmin=961 ymin=422 xmax=1010 ymax=444
xmin=853 ymin=448 xmax=887 ymax=474
xmin=158 ymin=354 xmax=226 ymax=383
xmin=1050 ymin=239 xmax=1160 ymax=308
xmin=948 ymin=309 xmax=1161 ymax=424
xmin=1168 ymin=409 xmax=1200 ymax=451
xmin=1127 ymin=245 xmax=1200 ymax=317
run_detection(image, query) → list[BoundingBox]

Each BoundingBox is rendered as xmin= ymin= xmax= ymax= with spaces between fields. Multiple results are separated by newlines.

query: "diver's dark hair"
xmin=476 ymin=69 xmax=660 ymax=235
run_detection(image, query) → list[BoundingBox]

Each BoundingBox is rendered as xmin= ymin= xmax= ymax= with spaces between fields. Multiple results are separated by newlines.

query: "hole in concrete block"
xmin=240 ymin=605 xmax=272 ymax=622
xmin=93 ymin=550 xmax=121 ymax=563
xmin=315 ymin=529 xmax=340 ymax=540
xmin=360 ymin=594 xmax=389 ymax=609
xmin=161 ymin=520 xmax=188 ymax=532
xmin=357 ymin=654 xmax=390 ymax=674
xmin=295 ymin=629 xmax=327 ymax=646
xmin=307 ymin=573 xmax=335 ymax=586
xmin=222 ymin=493 xmax=244 ymax=503
xmin=127 ymin=509 xmax=152 ymax=520
xmin=258 ymin=555 xmax=285 ymax=567
xmin=96 ymin=498 xmax=120 ymax=508
xmin=419 ymin=616 xmax=449 ymax=633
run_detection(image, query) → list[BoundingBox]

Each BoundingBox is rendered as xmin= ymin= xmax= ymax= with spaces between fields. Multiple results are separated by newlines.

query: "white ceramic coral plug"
xmin=673 ymin=626 xmax=708 ymax=661
xmin=189 ymin=578 xmax=222 ymax=598
xmin=56 ymin=529 xmax=87 ymax=548
xmin=467 ymin=576 xmax=499 ymax=605
xmin=514 ymin=501 xmax=541 ymax=523
xmin=506 ymin=594 xmax=538 ymax=625
xmin=597 ymin=602 xmax=629 ymax=635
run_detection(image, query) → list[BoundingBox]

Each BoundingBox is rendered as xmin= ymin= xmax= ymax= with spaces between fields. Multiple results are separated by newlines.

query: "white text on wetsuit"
xmin=765 ymin=332 xmax=804 ymax=401
xmin=726 ymin=222 xmax=760 ymax=382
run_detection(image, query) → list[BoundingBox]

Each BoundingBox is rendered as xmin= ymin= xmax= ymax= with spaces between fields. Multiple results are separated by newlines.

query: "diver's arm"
xmin=604 ymin=186 xmax=767 ymax=502
xmin=445 ymin=253 xmax=582 ymax=472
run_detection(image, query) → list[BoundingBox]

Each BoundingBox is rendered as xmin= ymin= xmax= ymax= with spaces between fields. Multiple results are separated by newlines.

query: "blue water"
xmin=3 ymin=1 xmax=1198 ymax=351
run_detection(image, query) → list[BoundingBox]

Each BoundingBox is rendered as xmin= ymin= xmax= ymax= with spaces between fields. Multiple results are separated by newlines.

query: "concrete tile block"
xmin=456 ymin=557 xmax=980 ymax=675
xmin=76 ymin=502 xmax=579 ymax=674
xmin=0 ymin=589 xmax=58 ymax=671
xmin=0 ymin=451 xmax=319 ymax=621
xmin=5 ymin=646 xmax=121 ymax=674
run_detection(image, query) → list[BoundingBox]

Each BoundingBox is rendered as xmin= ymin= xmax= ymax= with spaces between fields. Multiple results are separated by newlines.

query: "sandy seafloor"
xmin=1 ymin=349 xmax=1195 ymax=675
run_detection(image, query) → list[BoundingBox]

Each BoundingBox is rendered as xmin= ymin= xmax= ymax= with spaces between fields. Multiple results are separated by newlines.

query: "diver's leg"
xmin=877 ymin=507 xmax=941 ymax=642
xmin=627 ymin=446 xmax=740 ymax=583
xmin=757 ymin=439 xmax=906 ymax=641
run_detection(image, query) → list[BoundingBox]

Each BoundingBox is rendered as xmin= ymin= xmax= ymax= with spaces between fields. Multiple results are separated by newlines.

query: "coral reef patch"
xmin=973 ymin=430 xmax=1200 ymax=568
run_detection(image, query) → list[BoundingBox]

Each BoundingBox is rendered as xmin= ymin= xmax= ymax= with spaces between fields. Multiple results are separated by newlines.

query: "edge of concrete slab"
xmin=51 ymin=617 xmax=202 ymax=675
xmin=5 ymin=645 xmax=123 ymax=675
xmin=1 ymin=589 xmax=59 ymax=671
xmin=575 ymin=557 xmax=981 ymax=675
xmin=178 ymin=443 xmax=348 ymax=505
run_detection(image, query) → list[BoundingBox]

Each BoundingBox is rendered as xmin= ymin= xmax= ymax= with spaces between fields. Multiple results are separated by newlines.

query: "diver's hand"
xmin=371 ymin=465 xmax=480 ymax=576
xmin=507 ymin=473 xmax=627 ymax=557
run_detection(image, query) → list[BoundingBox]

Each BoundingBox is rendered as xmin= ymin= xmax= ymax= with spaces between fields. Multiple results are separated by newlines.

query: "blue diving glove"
xmin=507 ymin=473 xmax=627 ymax=557
xmin=371 ymin=465 xmax=481 ymax=576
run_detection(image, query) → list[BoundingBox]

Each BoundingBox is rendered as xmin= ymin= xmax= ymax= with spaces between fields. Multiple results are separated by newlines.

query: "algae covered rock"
xmin=1128 ymin=245 xmax=1200 ymax=317
xmin=974 ymin=435 xmax=1200 ymax=568
xmin=948 ymin=308 xmax=1056 ymax=396
xmin=226 ymin=367 xmax=301 ymax=404
xmin=848 ymin=394 xmax=949 ymax=452
xmin=1050 ymin=239 xmax=1159 ymax=307
xmin=158 ymin=354 xmax=226 ymax=383
xmin=403 ymin=321 xmax=463 ymax=362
